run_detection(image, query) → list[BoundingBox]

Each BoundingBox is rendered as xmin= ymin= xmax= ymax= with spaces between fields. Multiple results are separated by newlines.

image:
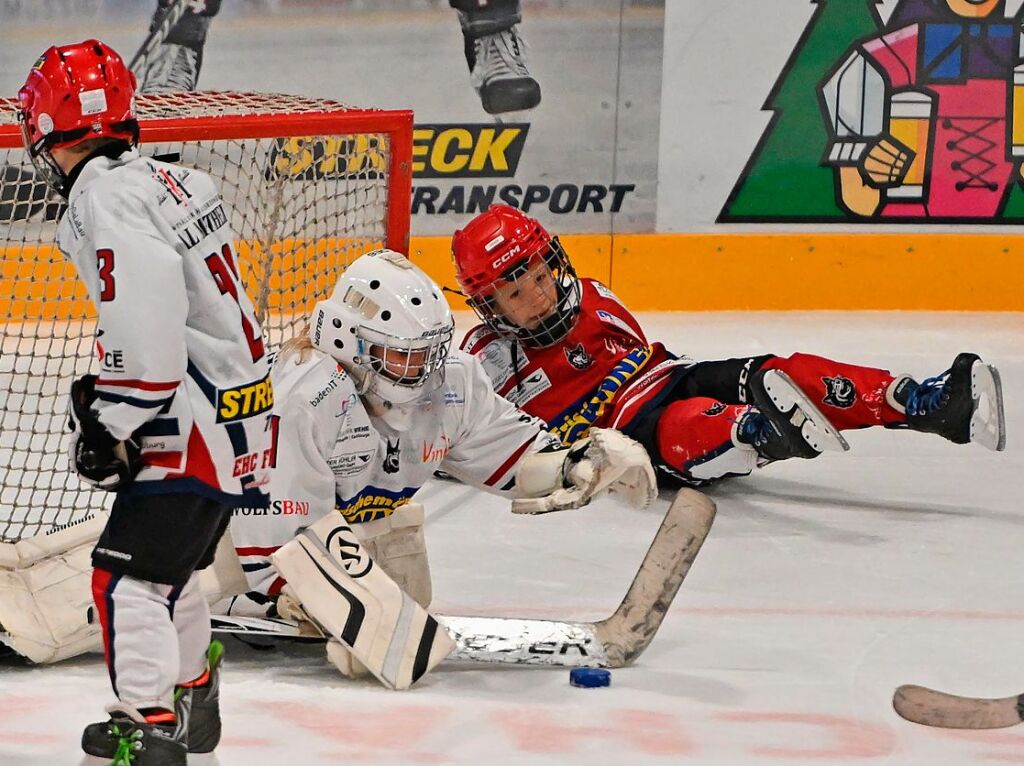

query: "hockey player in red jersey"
xmin=453 ymin=205 xmax=1006 ymax=488
xmin=17 ymin=40 xmax=270 ymax=764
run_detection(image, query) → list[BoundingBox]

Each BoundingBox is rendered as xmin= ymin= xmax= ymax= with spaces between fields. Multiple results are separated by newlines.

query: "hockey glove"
xmin=67 ymin=375 xmax=142 ymax=491
xmin=512 ymin=428 xmax=658 ymax=514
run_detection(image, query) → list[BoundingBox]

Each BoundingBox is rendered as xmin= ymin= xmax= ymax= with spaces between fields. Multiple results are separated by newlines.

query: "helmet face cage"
xmin=469 ymin=236 xmax=582 ymax=348
xmin=17 ymin=112 xmax=66 ymax=193
xmin=355 ymin=323 xmax=454 ymax=398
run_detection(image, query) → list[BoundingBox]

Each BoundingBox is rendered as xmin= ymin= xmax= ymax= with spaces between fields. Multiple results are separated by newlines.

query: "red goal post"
xmin=0 ymin=91 xmax=413 ymax=543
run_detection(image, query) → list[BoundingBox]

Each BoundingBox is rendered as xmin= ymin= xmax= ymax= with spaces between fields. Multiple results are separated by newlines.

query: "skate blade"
xmin=763 ymin=370 xmax=850 ymax=453
xmin=970 ymin=362 xmax=1006 ymax=451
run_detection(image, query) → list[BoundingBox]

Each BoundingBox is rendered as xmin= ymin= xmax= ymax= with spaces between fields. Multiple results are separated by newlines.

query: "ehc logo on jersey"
xmin=565 ymin=343 xmax=593 ymax=370
xmin=822 ymin=375 xmax=856 ymax=408
xmin=383 ymin=438 xmax=401 ymax=474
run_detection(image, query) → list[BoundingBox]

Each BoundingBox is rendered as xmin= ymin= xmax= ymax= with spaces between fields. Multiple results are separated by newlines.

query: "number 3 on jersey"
xmin=206 ymin=244 xmax=265 ymax=363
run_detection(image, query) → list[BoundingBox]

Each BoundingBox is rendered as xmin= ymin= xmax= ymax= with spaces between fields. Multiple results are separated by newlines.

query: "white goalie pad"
xmin=0 ymin=514 xmax=107 ymax=663
xmin=198 ymin=527 xmax=249 ymax=605
xmin=270 ymin=512 xmax=454 ymax=690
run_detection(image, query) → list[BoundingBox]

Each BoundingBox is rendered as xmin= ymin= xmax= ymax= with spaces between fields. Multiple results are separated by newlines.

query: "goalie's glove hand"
xmin=512 ymin=428 xmax=657 ymax=514
xmin=67 ymin=375 xmax=142 ymax=491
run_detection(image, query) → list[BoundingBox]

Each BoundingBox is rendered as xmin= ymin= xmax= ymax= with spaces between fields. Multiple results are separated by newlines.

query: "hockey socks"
xmin=762 ymin=353 xmax=905 ymax=430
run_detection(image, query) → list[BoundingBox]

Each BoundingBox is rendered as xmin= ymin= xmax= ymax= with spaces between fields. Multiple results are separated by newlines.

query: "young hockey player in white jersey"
xmin=228 ymin=249 xmax=656 ymax=681
xmin=14 ymin=40 xmax=271 ymax=765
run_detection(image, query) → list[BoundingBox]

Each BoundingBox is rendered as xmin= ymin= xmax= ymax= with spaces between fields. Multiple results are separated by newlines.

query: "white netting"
xmin=0 ymin=91 xmax=410 ymax=542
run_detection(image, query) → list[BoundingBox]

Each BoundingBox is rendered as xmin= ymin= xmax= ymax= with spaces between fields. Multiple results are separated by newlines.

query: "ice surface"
xmin=2 ymin=310 xmax=1022 ymax=764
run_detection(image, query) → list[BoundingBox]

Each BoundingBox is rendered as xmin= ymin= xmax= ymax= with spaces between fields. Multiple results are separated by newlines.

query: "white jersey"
xmin=57 ymin=149 xmax=272 ymax=503
xmin=231 ymin=346 xmax=559 ymax=594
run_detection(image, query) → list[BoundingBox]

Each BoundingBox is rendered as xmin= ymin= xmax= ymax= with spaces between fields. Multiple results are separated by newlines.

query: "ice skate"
xmin=175 ymin=640 xmax=223 ymax=754
xmin=81 ymin=704 xmax=186 ymax=765
xmin=470 ymin=26 xmax=542 ymax=114
xmin=892 ymin=352 xmax=1006 ymax=451
xmin=138 ymin=43 xmax=200 ymax=93
xmin=742 ymin=369 xmax=849 ymax=460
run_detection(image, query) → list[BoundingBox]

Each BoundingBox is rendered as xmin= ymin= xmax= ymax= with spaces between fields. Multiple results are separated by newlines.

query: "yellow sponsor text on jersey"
xmin=338 ymin=494 xmax=411 ymax=524
xmin=216 ymin=374 xmax=274 ymax=423
xmin=550 ymin=346 xmax=654 ymax=445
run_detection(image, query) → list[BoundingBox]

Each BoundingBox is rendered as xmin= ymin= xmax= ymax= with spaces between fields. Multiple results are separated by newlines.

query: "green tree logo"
xmin=719 ymin=0 xmax=883 ymax=221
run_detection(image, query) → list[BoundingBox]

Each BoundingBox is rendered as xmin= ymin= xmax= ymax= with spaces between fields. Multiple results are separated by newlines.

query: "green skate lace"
xmin=110 ymin=725 xmax=143 ymax=765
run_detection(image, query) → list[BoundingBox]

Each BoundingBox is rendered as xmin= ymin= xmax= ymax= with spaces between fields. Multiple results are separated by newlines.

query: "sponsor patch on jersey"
xmin=336 ymin=486 xmax=417 ymax=524
xmin=479 ymin=340 xmax=516 ymax=389
xmin=309 ymin=370 xmax=349 ymax=409
xmin=596 ymin=309 xmax=642 ymax=340
xmin=420 ymin=434 xmax=453 ymax=464
xmin=342 ymin=424 xmax=371 ymax=438
xmin=216 ymin=373 xmax=273 ymax=423
xmin=822 ymin=375 xmax=856 ymax=408
xmin=549 ymin=346 xmax=654 ymax=444
xmin=703 ymin=402 xmax=727 ymax=417
xmin=443 ymin=388 xmax=465 ymax=406
xmin=505 ymin=368 xmax=552 ymax=407
xmin=593 ymin=282 xmax=616 ymax=300
xmin=326 ymin=450 xmax=375 ymax=477
xmin=232 ymin=500 xmax=310 ymax=517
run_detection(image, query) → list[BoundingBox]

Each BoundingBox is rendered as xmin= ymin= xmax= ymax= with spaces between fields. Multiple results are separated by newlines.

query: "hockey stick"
xmin=893 ymin=684 xmax=1024 ymax=729
xmin=211 ymin=488 xmax=716 ymax=668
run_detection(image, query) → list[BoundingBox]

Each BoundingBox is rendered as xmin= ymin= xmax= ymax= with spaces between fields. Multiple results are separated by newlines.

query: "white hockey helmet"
xmin=310 ymin=249 xmax=454 ymax=407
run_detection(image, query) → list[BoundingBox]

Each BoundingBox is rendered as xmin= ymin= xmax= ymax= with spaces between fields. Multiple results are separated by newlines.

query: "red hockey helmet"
xmin=17 ymin=40 xmax=138 ymax=193
xmin=452 ymin=205 xmax=581 ymax=348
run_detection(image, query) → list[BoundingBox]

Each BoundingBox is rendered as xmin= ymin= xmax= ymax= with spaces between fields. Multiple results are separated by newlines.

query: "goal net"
xmin=0 ymin=91 xmax=412 ymax=543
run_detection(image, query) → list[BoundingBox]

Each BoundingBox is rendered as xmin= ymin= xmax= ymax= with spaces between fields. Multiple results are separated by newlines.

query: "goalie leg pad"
xmin=270 ymin=513 xmax=453 ymax=690
xmin=198 ymin=527 xmax=248 ymax=605
xmin=0 ymin=514 xmax=107 ymax=663
xmin=355 ymin=503 xmax=431 ymax=609
xmin=327 ymin=503 xmax=432 ymax=679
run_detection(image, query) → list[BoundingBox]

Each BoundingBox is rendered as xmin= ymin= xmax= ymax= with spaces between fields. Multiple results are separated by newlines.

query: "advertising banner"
xmin=1 ymin=0 xmax=664 ymax=236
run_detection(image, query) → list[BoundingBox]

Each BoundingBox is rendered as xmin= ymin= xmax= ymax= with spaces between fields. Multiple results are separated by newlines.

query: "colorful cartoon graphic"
xmin=721 ymin=0 xmax=1024 ymax=223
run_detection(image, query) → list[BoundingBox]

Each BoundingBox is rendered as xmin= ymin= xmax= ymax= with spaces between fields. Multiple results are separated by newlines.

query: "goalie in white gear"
xmin=227 ymin=249 xmax=657 ymax=682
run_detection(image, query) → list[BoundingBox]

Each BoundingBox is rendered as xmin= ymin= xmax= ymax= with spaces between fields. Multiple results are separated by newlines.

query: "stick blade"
xmin=596 ymin=488 xmax=716 ymax=667
xmin=893 ymin=684 xmax=1024 ymax=729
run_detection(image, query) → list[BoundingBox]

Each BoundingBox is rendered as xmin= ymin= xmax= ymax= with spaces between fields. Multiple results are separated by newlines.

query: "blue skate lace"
xmin=904 ymin=372 xmax=950 ymax=417
xmin=737 ymin=410 xmax=773 ymax=447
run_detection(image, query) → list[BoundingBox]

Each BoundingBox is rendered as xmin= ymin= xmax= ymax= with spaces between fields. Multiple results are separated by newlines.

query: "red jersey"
xmin=460 ymin=279 xmax=692 ymax=444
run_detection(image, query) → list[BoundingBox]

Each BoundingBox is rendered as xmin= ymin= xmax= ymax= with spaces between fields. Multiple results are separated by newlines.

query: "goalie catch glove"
xmin=67 ymin=375 xmax=142 ymax=491
xmin=512 ymin=428 xmax=658 ymax=514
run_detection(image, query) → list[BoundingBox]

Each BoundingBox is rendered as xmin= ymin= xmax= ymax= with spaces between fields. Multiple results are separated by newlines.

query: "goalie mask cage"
xmin=0 ymin=91 xmax=413 ymax=543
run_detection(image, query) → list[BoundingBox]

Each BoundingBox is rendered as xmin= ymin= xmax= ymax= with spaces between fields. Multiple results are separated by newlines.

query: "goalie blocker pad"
xmin=270 ymin=513 xmax=454 ymax=690
xmin=0 ymin=514 xmax=107 ymax=663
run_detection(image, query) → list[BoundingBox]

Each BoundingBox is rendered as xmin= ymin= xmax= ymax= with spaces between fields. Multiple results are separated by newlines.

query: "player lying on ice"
xmin=452 ymin=205 xmax=1006 ymax=488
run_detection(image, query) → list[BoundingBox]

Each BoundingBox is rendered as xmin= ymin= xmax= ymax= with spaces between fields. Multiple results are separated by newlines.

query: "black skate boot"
xmin=741 ymin=369 xmax=849 ymax=460
xmin=469 ymin=26 xmax=542 ymax=114
xmin=138 ymin=1 xmax=221 ymax=93
xmin=175 ymin=640 xmax=224 ymax=754
xmin=81 ymin=704 xmax=186 ymax=765
xmin=891 ymin=352 xmax=1006 ymax=450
